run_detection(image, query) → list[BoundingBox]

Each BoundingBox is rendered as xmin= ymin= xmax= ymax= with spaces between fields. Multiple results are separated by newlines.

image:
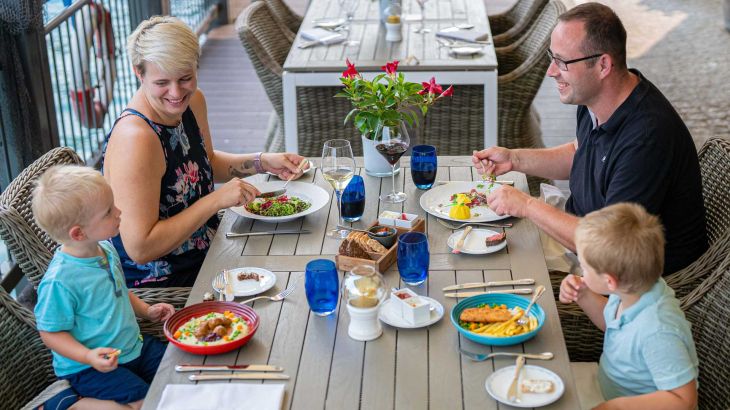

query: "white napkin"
xmin=157 ymin=383 xmax=285 ymax=410
xmin=300 ymin=28 xmax=345 ymax=45
xmin=538 ymin=183 xmax=574 ymax=273
xmin=435 ymin=29 xmax=490 ymax=43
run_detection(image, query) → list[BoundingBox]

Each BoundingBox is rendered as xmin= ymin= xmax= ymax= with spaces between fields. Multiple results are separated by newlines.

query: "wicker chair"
xmin=489 ymin=0 xmax=549 ymax=47
xmin=422 ymin=0 xmax=563 ymax=194
xmin=0 ymin=147 xmax=191 ymax=338
xmin=0 ymin=285 xmax=63 ymax=409
xmin=681 ymin=253 xmax=730 ymax=409
xmin=236 ymin=2 xmax=359 ymax=156
xmin=264 ymin=0 xmax=303 ymax=34
xmin=558 ymin=137 xmax=730 ymax=362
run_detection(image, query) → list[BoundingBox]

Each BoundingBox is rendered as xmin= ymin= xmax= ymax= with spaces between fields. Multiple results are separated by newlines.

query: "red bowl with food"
xmin=164 ymin=301 xmax=259 ymax=355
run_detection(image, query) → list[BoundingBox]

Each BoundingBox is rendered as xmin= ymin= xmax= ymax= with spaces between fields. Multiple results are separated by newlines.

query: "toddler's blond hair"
xmin=32 ymin=165 xmax=110 ymax=243
xmin=575 ymin=203 xmax=665 ymax=293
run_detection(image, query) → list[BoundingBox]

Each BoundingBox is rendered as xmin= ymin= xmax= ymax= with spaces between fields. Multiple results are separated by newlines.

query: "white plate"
xmin=378 ymin=296 xmax=444 ymax=328
xmin=485 ymin=364 xmax=565 ymax=408
xmin=419 ymin=181 xmax=510 ymax=222
xmin=212 ymin=267 xmax=276 ymax=297
xmin=450 ymin=46 xmax=484 ymax=56
xmin=230 ymin=181 xmax=329 ymax=223
xmin=447 ymin=228 xmax=507 ymax=254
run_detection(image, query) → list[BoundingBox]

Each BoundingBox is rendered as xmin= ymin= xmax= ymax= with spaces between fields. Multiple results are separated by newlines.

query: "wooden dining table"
xmin=142 ymin=156 xmax=580 ymax=409
xmin=282 ymin=0 xmax=499 ymax=152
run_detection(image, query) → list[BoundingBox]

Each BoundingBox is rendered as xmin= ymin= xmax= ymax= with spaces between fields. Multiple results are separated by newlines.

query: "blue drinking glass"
xmin=305 ymin=259 xmax=339 ymax=316
xmin=410 ymin=145 xmax=437 ymax=190
xmin=339 ymin=175 xmax=365 ymax=222
xmin=397 ymin=232 xmax=430 ymax=286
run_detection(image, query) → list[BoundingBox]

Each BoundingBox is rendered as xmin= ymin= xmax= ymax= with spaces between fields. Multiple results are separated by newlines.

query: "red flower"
xmin=420 ymin=77 xmax=443 ymax=95
xmin=440 ymin=85 xmax=454 ymax=97
xmin=342 ymin=58 xmax=359 ymax=79
xmin=381 ymin=60 xmax=399 ymax=76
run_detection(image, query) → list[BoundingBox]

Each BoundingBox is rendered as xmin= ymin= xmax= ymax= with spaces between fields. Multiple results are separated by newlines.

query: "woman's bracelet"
xmin=253 ymin=152 xmax=266 ymax=174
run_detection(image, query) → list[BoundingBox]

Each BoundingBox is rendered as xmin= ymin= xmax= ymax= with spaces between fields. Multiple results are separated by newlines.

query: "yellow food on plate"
xmin=462 ymin=306 xmax=538 ymax=337
xmin=449 ymin=193 xmax=472 ymax=220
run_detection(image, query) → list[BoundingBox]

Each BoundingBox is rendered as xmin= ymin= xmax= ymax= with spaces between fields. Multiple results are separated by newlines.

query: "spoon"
xmin=517 ymin=285 xmax=546 ymax=326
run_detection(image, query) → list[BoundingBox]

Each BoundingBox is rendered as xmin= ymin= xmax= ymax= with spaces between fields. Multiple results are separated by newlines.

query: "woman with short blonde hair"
xmin=103 ymin=16 xmax=306 ymax=288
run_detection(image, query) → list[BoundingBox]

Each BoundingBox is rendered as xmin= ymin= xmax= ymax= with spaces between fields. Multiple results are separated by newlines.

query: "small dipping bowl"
xmin=367 ymin=225 xmax=398 ymax=249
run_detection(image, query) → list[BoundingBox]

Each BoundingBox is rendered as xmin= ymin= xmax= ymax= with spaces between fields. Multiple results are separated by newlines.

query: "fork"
xmin=517 ymin=285 xmax=545 ymax=326
xmin=437 ymin=219 xmax=512 ymax=230
xmin=240 ymin=276 xmax=299 ymax=305
xmin=458 ymin=347 xmax=554 ymax=362
xmin=212 ymin=274 xmax=225 ymax=301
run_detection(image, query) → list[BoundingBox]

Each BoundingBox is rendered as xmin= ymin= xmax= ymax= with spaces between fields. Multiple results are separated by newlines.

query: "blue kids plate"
xmin=450 ymin=293 xmax=546 ymax=346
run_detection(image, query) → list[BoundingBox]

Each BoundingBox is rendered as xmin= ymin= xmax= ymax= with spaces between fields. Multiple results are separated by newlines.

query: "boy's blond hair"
xmin=575 ymin=203 xmax=665 ymax=293
xmin=127 ymin=16 xmax=200 ymax=76
xmin=32 ymin=166 xmax=110 ymax=243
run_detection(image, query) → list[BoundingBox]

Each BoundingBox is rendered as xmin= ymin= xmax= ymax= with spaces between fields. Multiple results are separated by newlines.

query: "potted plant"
xmin=336 ymin=59 xmax=453 ymax=176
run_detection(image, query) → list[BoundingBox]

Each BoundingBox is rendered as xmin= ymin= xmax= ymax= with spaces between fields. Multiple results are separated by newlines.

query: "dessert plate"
xmin=212 ymin=267 xmax=276 ymax=297
xmin=485 ymin=364 xmax=565 ymax=408
xmin=379 ymin=296 xmax=444 ymax=328
xmin=447 ymin=228 xmax=507 ymax=255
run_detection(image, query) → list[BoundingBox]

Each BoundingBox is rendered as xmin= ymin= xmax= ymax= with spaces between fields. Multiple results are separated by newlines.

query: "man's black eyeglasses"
xmin=547 ymin=49 xmax=603 ymax=71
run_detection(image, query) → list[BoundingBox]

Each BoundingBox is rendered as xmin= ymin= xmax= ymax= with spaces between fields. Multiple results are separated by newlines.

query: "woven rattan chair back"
xmin=681 ymin=252 xmax=730 ymax=409
xmin=489 ymin=0 xmax=549 ymax=47
xmin=0 ymin=147 xmax=83 ymax=287
xmin=265 ymin=0 xmax=303 ymax=34
xmin=0 ymin=146 xmax=191 ymax=338
xmin=236 ymin=2 xmax=358 ymax=155
xmin=666 ymin=137 xmax=730 ymax=298
xmin=0 ymin=286 xmax=56 ymax=408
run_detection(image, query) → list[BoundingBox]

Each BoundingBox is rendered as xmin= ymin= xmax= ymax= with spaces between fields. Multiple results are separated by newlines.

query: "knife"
xmin=189 ymin=373 xmax=290 ymax=381
xmin=226 ymin=230 xmax=310 ymax=238
xmin=442 ymin=278 xmax=535 ymax=291
xmin=298 ymin=34 xmax=343 ymax=49
xmin=436 ymin=180 xmax=514 ymax=186
xmin=444 ymin=288 xmax=533 ymax=298
xmin=507 ymin=355 xmax=525 ymax=402
xmin=176 ymin=364 xmax=283 ymax=372
xmin=257 ymin=189 xmax=287 ymax=199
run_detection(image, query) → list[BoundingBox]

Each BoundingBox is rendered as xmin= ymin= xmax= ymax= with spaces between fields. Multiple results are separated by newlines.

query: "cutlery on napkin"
xmin=435 ymin=29 xmax=490 ymax=44
xmin=444 ymin=288 xmax=533 ymax=298
xmin=176 ymin=364 xmax=283 ymax=372
xmin=443 ymin=278 xmax=535 ymax=291
xmin=298 ymin=28 xmax=345 ymax=48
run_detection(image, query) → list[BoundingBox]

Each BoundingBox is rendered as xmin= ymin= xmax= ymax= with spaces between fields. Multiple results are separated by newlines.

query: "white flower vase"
xmin=362 ymin=135 xmax=401 ymax=177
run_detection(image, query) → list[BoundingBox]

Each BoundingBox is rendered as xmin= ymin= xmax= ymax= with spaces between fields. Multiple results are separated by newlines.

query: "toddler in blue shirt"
xmin=559 ymin=203 xmax=698 ymax=410
xmin=32 ymin=166 xmax=176 ymax=410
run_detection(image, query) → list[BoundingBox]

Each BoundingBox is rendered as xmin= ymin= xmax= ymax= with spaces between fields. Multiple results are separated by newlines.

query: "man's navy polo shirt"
xmin=566 ymin=69 xmax=707 ymax=274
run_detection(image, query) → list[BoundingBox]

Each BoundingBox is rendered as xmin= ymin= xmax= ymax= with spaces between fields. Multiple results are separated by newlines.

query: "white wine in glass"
xmin=321 ymin=139 xmax=356 ymax=238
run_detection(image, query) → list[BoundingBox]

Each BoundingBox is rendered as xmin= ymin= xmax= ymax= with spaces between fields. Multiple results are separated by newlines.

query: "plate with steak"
xmin=447 ymin=229 xmax=507 ymax=254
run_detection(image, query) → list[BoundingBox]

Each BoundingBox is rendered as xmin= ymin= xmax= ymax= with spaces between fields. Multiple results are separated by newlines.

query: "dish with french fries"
xmin=450 ymin=293 xmax=545 ymax=346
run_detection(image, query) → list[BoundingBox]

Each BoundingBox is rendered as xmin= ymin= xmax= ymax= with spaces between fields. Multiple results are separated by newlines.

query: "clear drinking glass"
xmin=322 ymin=139 xmax=356 ymax=238
xmin=339 ymin=0 xmax=360 ymax=46
xmin=376 ymin=122 xmax=410 ymax=203
xmin=414 ymin=0 xmax=430 ymax=33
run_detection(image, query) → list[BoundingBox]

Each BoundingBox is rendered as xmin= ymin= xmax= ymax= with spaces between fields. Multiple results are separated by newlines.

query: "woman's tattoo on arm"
xmin=229 ymin=160 xmax=256 ymax=178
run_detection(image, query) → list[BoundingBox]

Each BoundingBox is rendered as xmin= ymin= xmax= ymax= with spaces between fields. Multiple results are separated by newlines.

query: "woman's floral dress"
xmin=102 ymin=108 xmax=218 ymax=287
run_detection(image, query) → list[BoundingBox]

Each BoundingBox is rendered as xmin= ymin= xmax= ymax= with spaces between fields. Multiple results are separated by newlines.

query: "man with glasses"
xmin=472 ymin=2 xmax=707 ymax=276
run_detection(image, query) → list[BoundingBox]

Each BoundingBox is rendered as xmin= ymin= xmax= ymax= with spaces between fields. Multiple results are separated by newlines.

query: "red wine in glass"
xmin=376 ymin=142 xmax=408 ymax=165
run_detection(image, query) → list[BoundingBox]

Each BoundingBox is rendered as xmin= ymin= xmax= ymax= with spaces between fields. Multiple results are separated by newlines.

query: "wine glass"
xmin=414 ymin=0 xmax=430 ymax=33
xmin=377 ymin=122 xmax=410 ymax=203
xmin=321 ymin=139 xmax=356 ymax=238
xmin=339 ymin=0 xmax=360 ymax=46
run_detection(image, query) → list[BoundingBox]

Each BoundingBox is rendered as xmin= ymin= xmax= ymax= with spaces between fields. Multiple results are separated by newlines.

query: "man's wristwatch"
xmin=253 ymin=152 xmax=266 ymax=174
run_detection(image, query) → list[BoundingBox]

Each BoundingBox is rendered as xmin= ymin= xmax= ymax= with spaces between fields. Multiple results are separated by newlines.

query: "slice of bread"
xmin=520 ymin=379 xmax=554 ymax=394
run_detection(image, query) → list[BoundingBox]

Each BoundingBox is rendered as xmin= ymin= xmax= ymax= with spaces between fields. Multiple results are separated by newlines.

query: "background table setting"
xmin=143 ymin=153 xmax=580 ymax=409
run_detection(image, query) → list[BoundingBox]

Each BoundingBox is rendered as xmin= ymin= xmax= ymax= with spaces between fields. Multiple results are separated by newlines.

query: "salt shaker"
xmin=384 ymin=2 xmax=402 ymax=42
